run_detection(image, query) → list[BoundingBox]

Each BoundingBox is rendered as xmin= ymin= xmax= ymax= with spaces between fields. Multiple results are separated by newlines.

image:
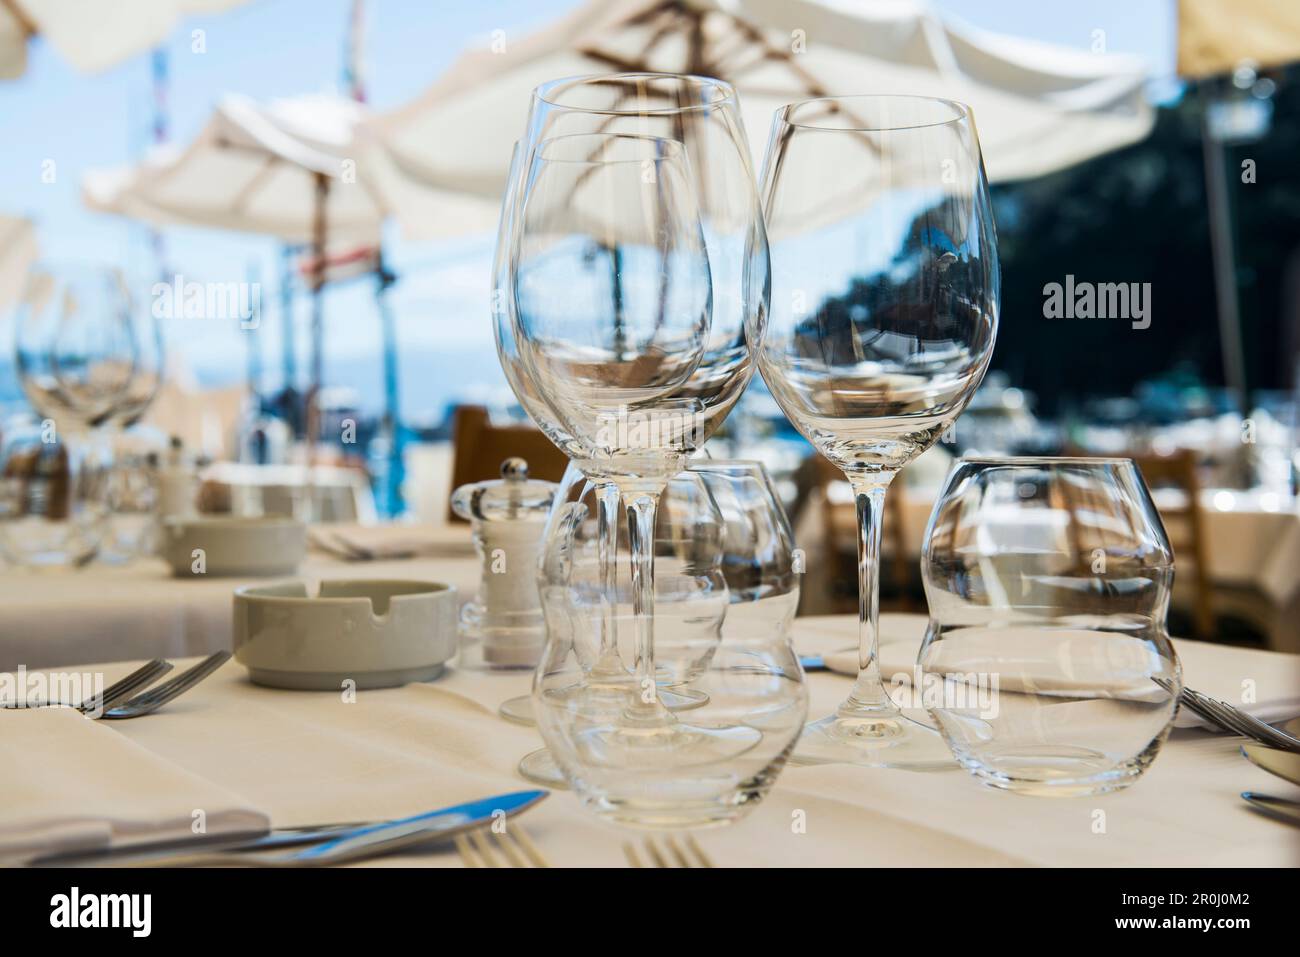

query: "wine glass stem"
xmin=593 ymin=481 xmax=624 ymax=677
xmin=623 ymin=488 xmax=662 ymax=717
xmin=839 ymin=472 xmax=899 ymax=718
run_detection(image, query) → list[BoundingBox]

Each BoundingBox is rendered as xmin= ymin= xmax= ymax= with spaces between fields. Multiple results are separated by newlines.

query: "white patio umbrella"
xmin=0 ymin=0 xmax=252 ymax=79
xmin=363 ymin=0 xmax=1155 ymax=240
xmin=82 ymin=93 xmax=430 ymax=480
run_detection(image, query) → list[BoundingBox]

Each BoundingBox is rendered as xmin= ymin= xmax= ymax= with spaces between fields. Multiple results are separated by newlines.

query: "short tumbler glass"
xmin=918 ymin=457 xmax=1181 ymax=796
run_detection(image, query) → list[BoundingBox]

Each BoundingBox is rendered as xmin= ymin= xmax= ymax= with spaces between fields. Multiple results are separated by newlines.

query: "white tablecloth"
xmin=15 ymin=615 xmax=1299 ymax=868
xmin=0 ymin=525 xmax=480 ymax=672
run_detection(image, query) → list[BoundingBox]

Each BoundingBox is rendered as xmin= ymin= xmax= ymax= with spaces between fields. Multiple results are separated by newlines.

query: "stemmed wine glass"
xmin=758 ymin=95 xmax=999 ymax=767
xmin=3 ymin=265 xmax=135 ymax=566
xmin=499 ymin=74 xmax=769 ymax=766
xmin=512 ymin=130 xmax=757 ymax=759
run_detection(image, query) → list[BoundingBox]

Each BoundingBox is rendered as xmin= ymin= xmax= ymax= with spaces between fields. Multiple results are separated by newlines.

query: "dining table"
xmin=0 ymin=524 xmax=481 ymax=672
xmin=13 ymin=614 xmax=1299 ymax=868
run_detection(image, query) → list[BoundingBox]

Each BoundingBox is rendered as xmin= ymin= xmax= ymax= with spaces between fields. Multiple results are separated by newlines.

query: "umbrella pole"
xmin=1200 ymin=89 xmax=1250 ymax=416
xmin=375 ymin=253 xmax=404 ymax=517
xmin=306 ymin=171 xmax=329 ymax=521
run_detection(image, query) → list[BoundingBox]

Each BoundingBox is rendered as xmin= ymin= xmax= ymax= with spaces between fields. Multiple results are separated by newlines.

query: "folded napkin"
xmin=0 ymin=707 xmax=268 ymax=865
xmin=312 ymin=524 xmax=475 ymax=560
xmin=814 ymin=624 xmax=1300 ymax=731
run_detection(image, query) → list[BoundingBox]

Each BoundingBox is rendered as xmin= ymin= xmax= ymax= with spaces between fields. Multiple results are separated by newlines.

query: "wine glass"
xmin=101 ymin=276 xmax=166 ymax=563
xmin=511 ymin=128 xmax=758 ymax=762
xmin=502 ymin=75 xmax=768 ymax=776
xmin=15 ymin=265 xmax=135 ymax=430
xmin=920 ymin=457 xmax=1180 ymax=795
xmin=758 ymin=95 xmax=999 ymax=767
xmin=3 ymin=265 xmax=135 ymax=566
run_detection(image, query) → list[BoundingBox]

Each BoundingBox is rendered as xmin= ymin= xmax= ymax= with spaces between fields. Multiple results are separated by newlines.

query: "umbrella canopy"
xmin=0 ymin=0 xmax=251 ymax=79
xmin=364 ymin=0 xmax=1154 ymax=239
xmin=84 ymin=93 xmax=387 ymax=245
xmin=0 ymin=213 xmax=37 ymax=310
xmin=1178 ymin=0 xmax=1300 ymax=78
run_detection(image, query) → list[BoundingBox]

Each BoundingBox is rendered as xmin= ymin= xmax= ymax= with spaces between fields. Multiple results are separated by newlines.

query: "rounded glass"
xmin=532 ymin=464 xmax=807 ymax=827
xmin=919 ymin=457 xmax=1181 ymax=796
xmin=758 ymin=95 xmax=999 ymax=768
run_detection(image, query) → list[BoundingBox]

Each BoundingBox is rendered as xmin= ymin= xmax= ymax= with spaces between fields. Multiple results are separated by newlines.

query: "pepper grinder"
xmin=450 ymin=457 xmax=556 ymax=670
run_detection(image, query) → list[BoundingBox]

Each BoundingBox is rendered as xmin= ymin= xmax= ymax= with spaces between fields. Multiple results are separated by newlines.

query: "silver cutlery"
xmin=99 ymin=651 xmax=231 ymax=719
xmin=0 ymin=658 xmax=173 ymax=713
xmin=1241 ymin=792 xmax=1300 ymax=828
xmin=32 ymin=789 xmax=549 ymax=868
xmin=1156 ymin=677 xmax=1300 ymax=754
xmin=623 ymin=835 xmax=713 ymax=868
xmin=1241 ymin=739 xmax=1300 ymax=786
xmin=454 ymin=824 xmax=549 ymax=867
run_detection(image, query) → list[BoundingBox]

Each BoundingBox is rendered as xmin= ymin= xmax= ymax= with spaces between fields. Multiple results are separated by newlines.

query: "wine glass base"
xmin=517 ymin=748 xmax=569 ymax=788
xmin=793 ymin=711 xmax=955 ymax=770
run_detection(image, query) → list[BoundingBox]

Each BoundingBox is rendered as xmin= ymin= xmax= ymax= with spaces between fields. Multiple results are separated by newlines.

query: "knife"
xmin=30 ymin=789 xmax=548 ymax=867
xmin=1241 ymin=791 xmax=1300 ymax=829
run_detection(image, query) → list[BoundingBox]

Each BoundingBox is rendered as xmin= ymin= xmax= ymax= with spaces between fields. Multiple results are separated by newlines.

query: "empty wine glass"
xmin=15 ymin=265 xmax=135 ymax=430
xmin=512 ymin=129 xmax=760 ymax=764
xmin=101 ymin=276 xmax=166 ymax=563
xmin=919 ymin=457 xmax=1181 ymax=795
xmin=3 ymin=265 xmax=134 ymax=567
xmin=758 ymin=96 xmax=999 ymax=768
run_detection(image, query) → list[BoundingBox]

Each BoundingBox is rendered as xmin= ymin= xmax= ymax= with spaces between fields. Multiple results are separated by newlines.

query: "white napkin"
xmin=813 ymin=625 xmax=1300 ymax=731
xmin=312 ymin=524 xmax=474 ymax=559
xmin=0 ymin=707 xmax=268 ymax=864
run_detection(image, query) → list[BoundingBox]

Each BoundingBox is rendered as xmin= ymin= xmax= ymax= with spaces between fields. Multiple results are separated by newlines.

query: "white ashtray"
xmin=232 ymin=579 xmax=458 ymax=690
xmin=161 ymin=516 xmax=306 ymax=578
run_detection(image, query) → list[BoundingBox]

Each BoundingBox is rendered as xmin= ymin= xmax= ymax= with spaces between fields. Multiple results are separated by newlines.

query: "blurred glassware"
xmin=531 ymin=466 xmax=808 ymax=827
xmin=100 ymin=276 xmax=167 ymax=563
xmin=919 ymin=456 xmax=1181 ymax=796
xmin=0 ymin=413 xmax=109 ymax=568
xmin=5 ymin=265 xmax=136 ymax=567
xmin=15 ymin=265 xmax=134 ymax=429
xmin=758 ymin=95 xmax=999 ymax=768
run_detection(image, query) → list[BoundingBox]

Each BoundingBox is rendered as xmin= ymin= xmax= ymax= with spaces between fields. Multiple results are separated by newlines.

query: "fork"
xmin=623 ymin=835 xmax=713 ymax=868
xmin=1156 ymin=677 xmax=1300 ymax=754
xmin=0 ymin=658 xmax=173 ymax=712
xmin=99 ymin=651 xmax=231 ymax=720
xmin=454 ymin=825 xmax=549 ymax=867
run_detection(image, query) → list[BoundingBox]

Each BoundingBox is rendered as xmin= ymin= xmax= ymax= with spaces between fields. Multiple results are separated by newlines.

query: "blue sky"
xmin=0 ymin=0 xmax=1178 ymax=418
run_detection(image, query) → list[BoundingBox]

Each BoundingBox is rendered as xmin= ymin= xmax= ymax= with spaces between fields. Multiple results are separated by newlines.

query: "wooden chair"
xmin=447 ymin=405 xmax=569 ymax=523
xmin=1132 ymin=449 xmax=1215 ymax=641
xmin=797 ymin=452 xmax=918 ymax=613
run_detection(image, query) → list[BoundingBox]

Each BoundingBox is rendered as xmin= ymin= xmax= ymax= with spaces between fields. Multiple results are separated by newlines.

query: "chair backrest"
xmin=447 ymin=405 xmax=570 ymax=523
xmin=1133 ymin=449 xmax=1214 ymax=640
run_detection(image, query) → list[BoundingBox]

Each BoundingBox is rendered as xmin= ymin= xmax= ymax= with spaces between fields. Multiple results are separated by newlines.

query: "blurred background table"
xmin=0 ymin=523 xmax=478 ymax=671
